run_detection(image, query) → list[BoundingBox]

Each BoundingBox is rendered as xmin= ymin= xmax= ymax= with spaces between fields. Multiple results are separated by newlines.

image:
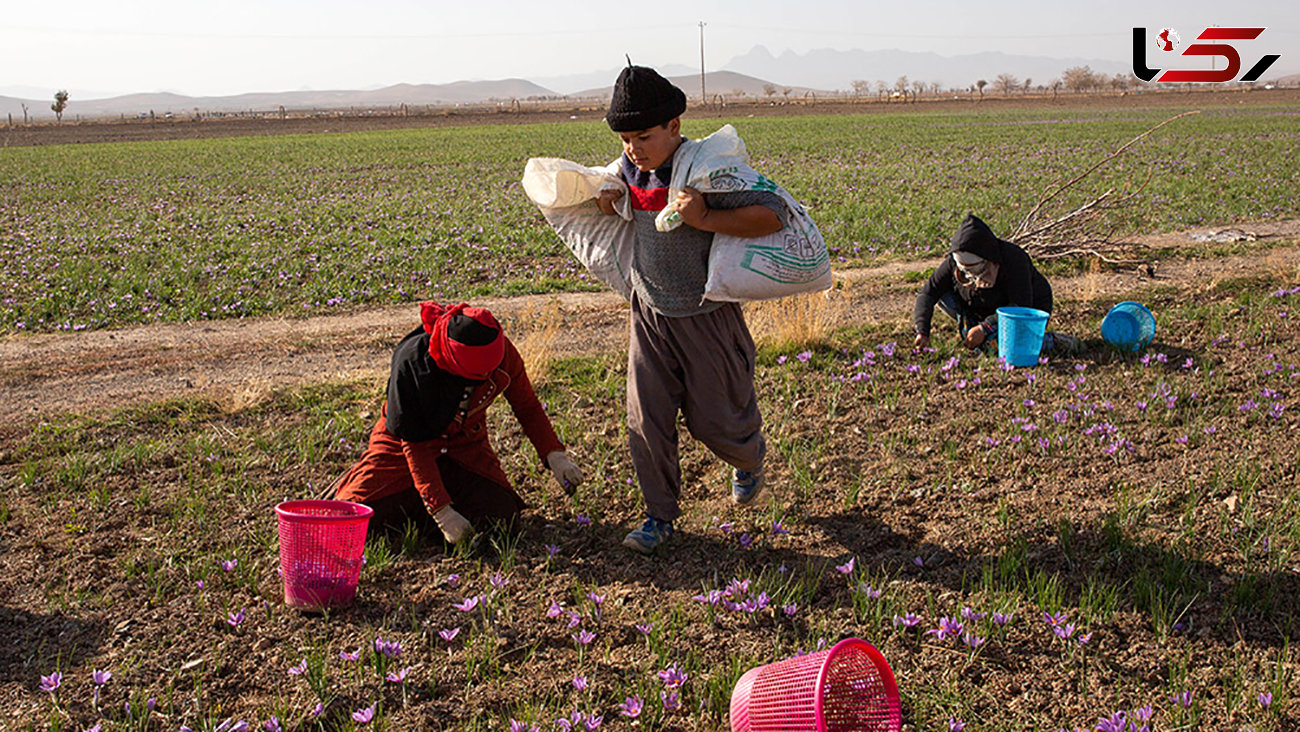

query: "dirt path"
xmin=2 ymin=220 xmax=1298 ymax=425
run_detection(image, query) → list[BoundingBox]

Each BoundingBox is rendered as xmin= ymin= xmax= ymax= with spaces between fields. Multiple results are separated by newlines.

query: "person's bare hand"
xmin=673 ymin=186 xmax=709 ymax=229
xmin=964 ymin=325 xmax=987 ymax=349
xmin=595 ymin=188 xmax=623 ymax=216
xmin=913 ymin=333 xmax=930 ymax=350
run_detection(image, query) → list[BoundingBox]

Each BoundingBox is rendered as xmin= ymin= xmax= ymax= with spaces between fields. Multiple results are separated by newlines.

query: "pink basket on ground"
xmin=275 ymin=500 xmax=373 ymax=611
xmin=730 ymin=638 xmax=901 ymax=732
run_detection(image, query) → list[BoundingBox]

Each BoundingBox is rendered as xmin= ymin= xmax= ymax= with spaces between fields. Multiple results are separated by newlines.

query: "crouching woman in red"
xmin=329 ymin=302 xmax=584 ymax=544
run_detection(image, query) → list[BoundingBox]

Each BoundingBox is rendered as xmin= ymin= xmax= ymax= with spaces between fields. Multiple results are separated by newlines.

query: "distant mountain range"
xmin=3 ymin=46 xmax=1296 ymax=122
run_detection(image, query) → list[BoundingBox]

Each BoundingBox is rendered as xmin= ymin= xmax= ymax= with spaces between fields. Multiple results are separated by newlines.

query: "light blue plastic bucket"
xmin=997 ymin=306 xmax=1050 ymax=367
xmin=1101 ymin=301 xmax=1155 ymax=352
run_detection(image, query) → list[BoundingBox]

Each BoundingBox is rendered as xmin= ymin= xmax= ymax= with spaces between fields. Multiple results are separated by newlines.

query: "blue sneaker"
xmin=622 ymin=516 xmax=675 ymax=554
xmin=732 ymin=465 xmax=767 ymax=505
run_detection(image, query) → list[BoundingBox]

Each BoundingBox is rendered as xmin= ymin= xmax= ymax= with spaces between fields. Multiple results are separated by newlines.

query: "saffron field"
xmin=1 ymin=103 xmax=1297 ymax=334
xmin=0 ymin=99 xmax=1299 ymax=731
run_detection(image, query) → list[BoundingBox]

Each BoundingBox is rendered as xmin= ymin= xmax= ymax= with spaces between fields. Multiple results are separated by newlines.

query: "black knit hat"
xmin=605 ymin=64 xmax=687 ymax=132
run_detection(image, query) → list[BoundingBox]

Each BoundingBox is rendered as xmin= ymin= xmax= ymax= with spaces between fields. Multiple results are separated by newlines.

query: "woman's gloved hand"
xmin=432 ymin=505 xmax=473 ymax=545
xmin=546 ymin=451 xmax=585 ymax=496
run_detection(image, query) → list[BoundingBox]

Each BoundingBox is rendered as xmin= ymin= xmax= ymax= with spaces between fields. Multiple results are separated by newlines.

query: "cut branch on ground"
xmin=1010 ymin=110 xmax=1202 ymax=269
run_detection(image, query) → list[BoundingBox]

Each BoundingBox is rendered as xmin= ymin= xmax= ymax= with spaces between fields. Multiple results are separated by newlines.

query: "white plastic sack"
xmin=670 ymin=125 xmax=833 ymax=302
xmin=521 ymin=158 xmax=634 ymax=300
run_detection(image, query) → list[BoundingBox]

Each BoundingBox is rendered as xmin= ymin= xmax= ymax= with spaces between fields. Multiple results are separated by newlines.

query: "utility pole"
xmin=699 ymin=21 xmax=707 ymax=104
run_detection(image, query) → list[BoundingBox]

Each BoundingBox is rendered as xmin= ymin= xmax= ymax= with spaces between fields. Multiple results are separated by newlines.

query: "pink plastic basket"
xmin=730 ymin=638 xmax=901 ymax=732
xmin=275 ymin=500 xmax=373 ymax=611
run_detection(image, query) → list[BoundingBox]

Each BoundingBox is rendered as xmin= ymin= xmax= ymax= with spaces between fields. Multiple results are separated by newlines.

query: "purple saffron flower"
xmin=453 ymin=595 xmax=483 ymax=612
xmin=893 ymin=612 xmax=921 ymax=629
xmin=374 ymin=637 xmax=402 ymax=658
xmin=546 ymin=600 xmax=564 ymax=618
xmin=1052 ymin=623 xmax=1076 ymax=640
xmin=583 ymin=714 xmax=603 ymax=730
xmin=567 ymin=611 xmax=584 ymax=628
xmin=1077 ymin=632 xmax=1093 ymax=645
xmin=913 ymin=556 xmax=925 ymax=568
xmin=1171 ymin=690 xmax=1194 ymax=708
xmin=960 ymin=632 xmax=985 ymax=649
xmin=575 ymin=515 xmax=592 ymax=526
xmin=635 ymin=622 xmax=654 ymax=635
xmin=619 ymin=695 xmax=644 ymax=718
xmin=657 ymin=663 xmax=689 ymax=688
xmin=1042 ymin=610 xmax=1069 ymax=627
xmin=992 ymin=612 xmax=1013 ymax=626
xmin=544 ymin=544 xmax=561 ymax=557
xmin=446 ymin=573 xmax=461 ymax=588
xmin=661 ymin=689 xmax=681 ymax=711
xmin=263 ymin=717 xmax=281 ymax=732
xmin=92 ymin=669 xmax=112 ymax=686
xmin=857 ymin=583 xmax=883 ymax=599
xmin=1132 ymin=705 xmax=1153 ymax=723
xmin=310 ymin=702 xmax=324 ymax=718
xmin=1095 ymin=711 xmax=1127 ymax=732
xmin=351 ymin=702 xmax=376 ymax=724
xmin=797 ymin=350 xmax=812 ymax=363
xmin=509 ymin=721 xmax=539 ymax=732
xmin=288 ymin=659 xmax=307 ymax=676
xmin=220 ymin=559 xmax=238 ymax=572
xmin=227 ymin=608 xmax=245 ymax=627
xmin=739 ymin=533 xmax=755 ymax=549
xmin=572 ymin=675 xmax=588 ymax=691
xmin=385 ymin=667 xmax=411 ymax=684
xmin=783 ymin=603 xmax=799 ymax=617
xmin=926 ymin=616 xmax=964 ymax=641
xmin=835 ymin=557 xmax=856 ymax=574
xmin=960 ymin=606 xmax=986 ymax=622
xmin=40 ymin=671 xmax=62 ymax=693
xmin=948 ymin=718 xmax=966 ymax=731
xmin=439 ymin=627 xmax=461 ymax=643
xmin=573 ymin=629 xmax=596 ymax=646
xmin=490 ymin=572 xmax=509 ymax=589
xmin=771 ymin=520 xmax=788 ymax=536
xmin=339 ymin=649 xmax=360 ymax=662
xmin=1258 ymin=691 xmax=1273 ymax=708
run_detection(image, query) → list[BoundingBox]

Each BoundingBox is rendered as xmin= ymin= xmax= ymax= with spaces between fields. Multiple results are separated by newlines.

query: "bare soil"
xmin=2 ymin=220 xmax=1297 ymax=427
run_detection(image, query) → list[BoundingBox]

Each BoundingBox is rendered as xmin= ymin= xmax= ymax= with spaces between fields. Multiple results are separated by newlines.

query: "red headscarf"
xmin=419 ymin=302 xmax=504 ymax=380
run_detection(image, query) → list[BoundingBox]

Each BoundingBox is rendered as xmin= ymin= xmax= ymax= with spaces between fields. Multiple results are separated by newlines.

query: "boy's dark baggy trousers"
xmin=627 ymin=292 xmax=765 ymax=522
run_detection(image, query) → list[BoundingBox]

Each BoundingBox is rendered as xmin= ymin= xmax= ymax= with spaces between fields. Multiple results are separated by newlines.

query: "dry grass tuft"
xmin=1083 ymin=257 xmax=1102 ymax=302
xmin=745 ymin=284 xmax=844 ymax=351
xmin=505 ymin=299 xmax=563 ymax=386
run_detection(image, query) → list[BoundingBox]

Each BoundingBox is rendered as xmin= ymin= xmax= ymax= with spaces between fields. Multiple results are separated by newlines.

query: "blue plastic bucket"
xmin=997 ymin=306 xmax=1050 ymax=367
xmin=1101 ymin=301 xmax=1156 ymax=351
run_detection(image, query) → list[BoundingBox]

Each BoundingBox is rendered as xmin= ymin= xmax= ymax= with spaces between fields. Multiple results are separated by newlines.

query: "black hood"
xmin=949 ymin=214 xmax=1004 ymax=263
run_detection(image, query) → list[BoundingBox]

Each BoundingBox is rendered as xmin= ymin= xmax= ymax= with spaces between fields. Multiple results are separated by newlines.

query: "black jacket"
xmin=913 ymin=214 xmax=1052 ymax=336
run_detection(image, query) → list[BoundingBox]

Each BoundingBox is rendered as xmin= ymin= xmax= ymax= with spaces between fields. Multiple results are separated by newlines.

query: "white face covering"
xmin=954 ymin=252 xmax=997 ymax=288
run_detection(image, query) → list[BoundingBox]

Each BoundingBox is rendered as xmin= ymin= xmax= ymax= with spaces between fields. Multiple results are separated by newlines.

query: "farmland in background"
xmin=1 ymin=96 xmax=1299 ymax=731
xmin=2 ymin=103 xmax=1297 ymax=334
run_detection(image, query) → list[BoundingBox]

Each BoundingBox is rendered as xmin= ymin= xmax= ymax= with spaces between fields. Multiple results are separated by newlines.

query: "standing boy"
xmin=595 ymin=65 xmax=786 ymax=554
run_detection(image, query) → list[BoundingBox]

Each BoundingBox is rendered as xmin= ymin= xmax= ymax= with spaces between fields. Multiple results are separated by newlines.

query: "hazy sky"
xmin=7 ymin=0 xmax=1296 ymax=97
